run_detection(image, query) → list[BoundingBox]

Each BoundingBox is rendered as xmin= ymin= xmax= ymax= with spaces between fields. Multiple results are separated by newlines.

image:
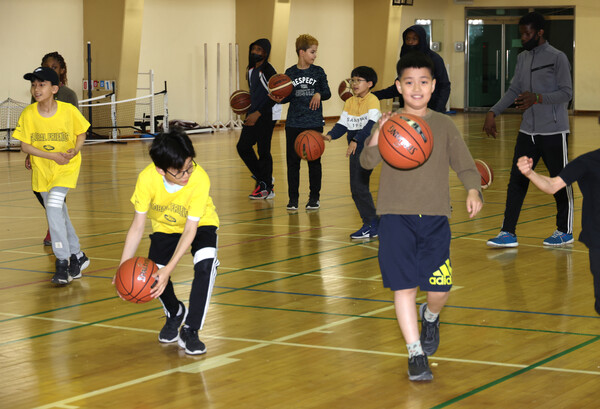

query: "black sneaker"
xmin=78 ymin=252 xmax=90 ymax=271
xmin=305 ymin=199 xmax=320 ymax=210
xmin=158 ymin=302 xmax=187 ymax=343
xmin=51 ymin=259 xmax=72 ymax=285
xmin=178 ymin=326 xmax=207 ymax=355
xmin=69 ymin=254 xmax=82 ymax=279
xmin=286 ymin=201 xmax=298 ymax=211
xmin=407 ymin=354 xmax=433 ymax=381
xmin=419 ymin=303 xmax=440 ymax=356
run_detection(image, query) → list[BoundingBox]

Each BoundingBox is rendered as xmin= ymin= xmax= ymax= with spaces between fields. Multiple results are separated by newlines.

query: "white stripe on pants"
xmin=40 ymin=186 xmax=80 ymax=260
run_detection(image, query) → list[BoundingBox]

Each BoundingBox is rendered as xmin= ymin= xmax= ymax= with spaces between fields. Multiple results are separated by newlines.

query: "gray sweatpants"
xmin=40 ymin=186 xmax=80 ymax=261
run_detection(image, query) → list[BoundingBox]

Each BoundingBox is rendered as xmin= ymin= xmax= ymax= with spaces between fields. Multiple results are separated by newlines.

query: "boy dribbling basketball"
xmin=360 ymin=52 xmax=483 ymax=381
xmin=117 ymin=130 xmax=219 ymax=355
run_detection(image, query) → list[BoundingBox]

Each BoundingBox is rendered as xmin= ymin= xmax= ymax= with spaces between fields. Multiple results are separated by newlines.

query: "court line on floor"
xmin=431 ymin=335 xmax=600 ymax=408
xmin=30 ymin=304 xmax=394 ymax=409
xmin=19 ymin=304 xmax=600 ymax=409
xmin=219 ymin=224 xmax=334 ymax=248
xmin=2 ymin=284 xmax=597 ymax=348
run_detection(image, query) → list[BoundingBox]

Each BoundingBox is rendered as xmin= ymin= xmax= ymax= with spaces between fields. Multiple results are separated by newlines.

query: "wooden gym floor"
xmin=1 ymin=112 xmax=600 ymax=408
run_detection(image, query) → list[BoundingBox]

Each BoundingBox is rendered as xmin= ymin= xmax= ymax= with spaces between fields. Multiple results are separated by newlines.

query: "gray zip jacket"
xmin=490 ymin=42 xmax=572 ymax=134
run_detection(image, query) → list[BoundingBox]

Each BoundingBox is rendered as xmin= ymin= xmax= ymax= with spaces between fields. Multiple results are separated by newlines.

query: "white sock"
xmin=424 ymin=307 xmax=439 ymax=322
xmin=406 ymin=340 xmax=424 ymax=357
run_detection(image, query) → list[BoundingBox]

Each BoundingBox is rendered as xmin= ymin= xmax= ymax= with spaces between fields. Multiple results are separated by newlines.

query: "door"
xmin=467 ymin=20 xmax=520 ymax=110
xmin=465 ymin=7 xmax=574 ymax=111
xmin=503 ymin=24 xmax=521 ymax=93
xmin=467 ymin=22 xmax=503 ymax=108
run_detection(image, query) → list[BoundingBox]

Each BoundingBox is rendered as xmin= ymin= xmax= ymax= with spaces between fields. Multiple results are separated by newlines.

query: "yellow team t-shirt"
xmin=12 ymin=101 xmax=90 ymax=192
xmin=131 ymin=163 xmax=219 ymax=234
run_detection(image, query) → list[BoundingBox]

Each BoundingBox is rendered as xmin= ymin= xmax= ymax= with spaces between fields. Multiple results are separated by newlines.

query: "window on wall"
xmin=466 ymin=7 xmax=574 ymax=18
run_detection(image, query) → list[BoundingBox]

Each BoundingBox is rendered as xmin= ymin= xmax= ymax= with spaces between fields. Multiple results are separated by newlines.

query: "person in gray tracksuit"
xmin=483 ymin=11 xmax=574 ymax=248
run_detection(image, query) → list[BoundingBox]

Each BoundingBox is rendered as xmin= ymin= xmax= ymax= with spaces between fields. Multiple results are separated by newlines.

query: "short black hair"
xmin=396 ymin=51 xmax=434 ymax=79
xmin=351 ymin=66 xmax=378 ymax=88
xmin=149 ymin=128 xmax=196 ymax=171
xmin=519 ymin=12 xmax=545 ymax=31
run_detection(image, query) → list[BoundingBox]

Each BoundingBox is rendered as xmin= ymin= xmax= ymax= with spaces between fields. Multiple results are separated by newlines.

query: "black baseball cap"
xmin=24 ymin=67 xmax=59 ymax=86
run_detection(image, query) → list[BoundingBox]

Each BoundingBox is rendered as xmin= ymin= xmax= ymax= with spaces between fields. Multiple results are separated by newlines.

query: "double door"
xmin=467 ymin=19 xmax=521 ymax=110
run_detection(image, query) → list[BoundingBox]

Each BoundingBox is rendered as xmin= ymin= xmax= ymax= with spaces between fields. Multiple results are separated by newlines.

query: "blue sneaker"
xmin=350 ymin=220 xmax=379 ymax=239
xmin=486 ymin=231 xmax=518 ymax=248
xmin=543 ymin=230 xmax=574 ymax=246
xmin=350 ymin=223 xmax=371 ymax=239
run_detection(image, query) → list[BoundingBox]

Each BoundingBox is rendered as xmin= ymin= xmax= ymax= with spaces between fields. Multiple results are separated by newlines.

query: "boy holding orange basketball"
xmin=323 ymin=66 xmax=381 ymax=239
xmin=271 ymin=34 xmax=331 ymax=211
xmin=360 ymin=52 xmax=482 ymax=381
xmin=237 ymin=38 xmax=280 ymax=200
xmin=117 ymin=130 xmax=220 ymax=355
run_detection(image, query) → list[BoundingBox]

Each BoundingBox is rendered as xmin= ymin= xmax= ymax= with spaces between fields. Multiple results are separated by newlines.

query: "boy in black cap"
xmin=13 ymin=67 xmax=90 ymax=284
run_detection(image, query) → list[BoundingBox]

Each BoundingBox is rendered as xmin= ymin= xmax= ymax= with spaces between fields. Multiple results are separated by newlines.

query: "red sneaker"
xmin=43 ymin=230 xmax=52 ymax=246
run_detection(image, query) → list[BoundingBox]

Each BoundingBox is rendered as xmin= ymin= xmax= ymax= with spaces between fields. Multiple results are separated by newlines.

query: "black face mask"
xmin=404 ymin=44 xmax=419 ymax=52
xmin=522 ymin=33 xmax=540 ymax=51
xmin=249 ymin=53 xmax=264 ymax=65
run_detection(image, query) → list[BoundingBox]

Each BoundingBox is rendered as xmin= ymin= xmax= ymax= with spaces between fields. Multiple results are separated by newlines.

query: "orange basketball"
xmin=268 ymin=73 xmax=293 ymax=99
xmin=294 ymin=130 xmax=325 ymax=161
xmin=338 ymin=79 xmax=353 ymax=101
xmin=115 ymin=257 xmax=158 ymax=304
xmin=378 ymin=113 xmax=433 ymax=169
xmin=230 ymin=90 xmax=251 ymax=115
xmin=474 ymin=159 xmax=494 ymax=189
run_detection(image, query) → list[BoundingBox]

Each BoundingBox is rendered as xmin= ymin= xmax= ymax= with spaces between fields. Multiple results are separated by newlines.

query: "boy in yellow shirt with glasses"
xmin=118 ymin=129 xmax=220 ymax=355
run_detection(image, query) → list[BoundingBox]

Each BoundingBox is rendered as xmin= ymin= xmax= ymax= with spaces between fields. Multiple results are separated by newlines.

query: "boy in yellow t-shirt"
xmin=117 ymin=129 xmax=219 ymax=355
xmin=13 ymin=67 xmax=90 ymax=285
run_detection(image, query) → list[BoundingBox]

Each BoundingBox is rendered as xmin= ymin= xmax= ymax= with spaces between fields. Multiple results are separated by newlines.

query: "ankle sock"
xmin=406 ymin=340 xmax=424 ymax=358
xmin=424 ymin=307 xmax=439 ymax=322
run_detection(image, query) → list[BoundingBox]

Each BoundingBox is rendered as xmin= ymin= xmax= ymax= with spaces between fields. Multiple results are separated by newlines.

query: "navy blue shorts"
xmin=378 ymin=214 xmax=452 ymax=292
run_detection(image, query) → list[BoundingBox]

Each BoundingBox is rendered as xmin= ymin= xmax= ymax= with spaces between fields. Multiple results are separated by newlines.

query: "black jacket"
xmin=247 ymin=38 xmax=277 ymax=116
xmin=373 ymin=25 xmax=451 ymax=113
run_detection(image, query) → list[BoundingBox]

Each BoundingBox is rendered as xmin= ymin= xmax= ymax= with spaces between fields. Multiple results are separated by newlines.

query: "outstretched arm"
xmin=517 ymin=156 xmax=566 ymax=194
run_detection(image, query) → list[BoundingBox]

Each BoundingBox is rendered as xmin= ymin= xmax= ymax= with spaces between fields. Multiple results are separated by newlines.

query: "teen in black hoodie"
xmin=373 ymin=25 xmax=451 ymax=113
xmin=237 ymin=38 xmax=280 ymax=199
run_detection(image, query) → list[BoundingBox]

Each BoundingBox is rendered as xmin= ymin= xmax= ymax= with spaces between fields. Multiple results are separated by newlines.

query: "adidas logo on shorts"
xmin=429 ymin=259 xmax=453 ymax=286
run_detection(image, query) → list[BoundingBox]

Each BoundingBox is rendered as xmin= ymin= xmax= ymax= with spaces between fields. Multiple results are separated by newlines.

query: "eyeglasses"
xmin=349 ymin=78 xmax=367 ymax=84
xmin=166 ymin=160 xmax=196 ymax=179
